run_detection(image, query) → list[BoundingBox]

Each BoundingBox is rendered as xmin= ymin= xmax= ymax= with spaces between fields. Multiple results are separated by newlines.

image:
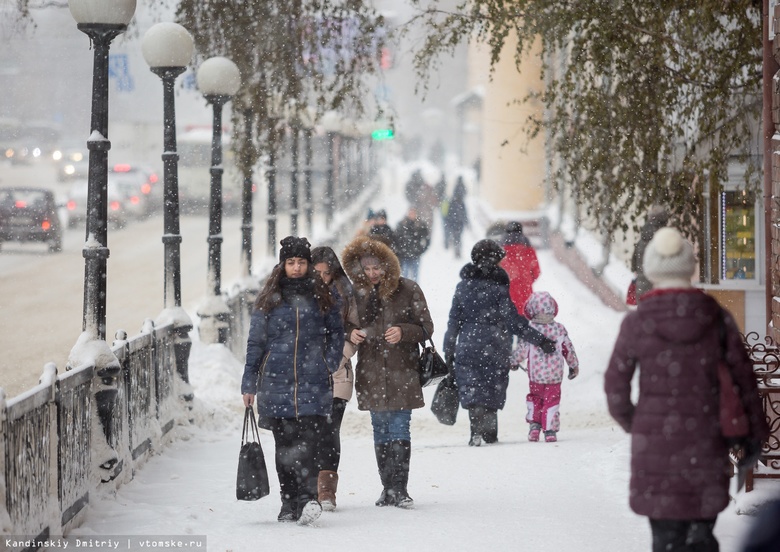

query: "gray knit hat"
xmin=643 ymin=227 xmax=696 ymax=287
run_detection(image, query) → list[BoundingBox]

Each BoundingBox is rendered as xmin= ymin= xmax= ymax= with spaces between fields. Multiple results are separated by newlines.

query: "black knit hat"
xmin=279 ymin=236 xmax=312 ymax=263
xmin=505 ymin=221 xmax=523 ymax=234
xmin=471 ymin=239 xmax=505 ymax=267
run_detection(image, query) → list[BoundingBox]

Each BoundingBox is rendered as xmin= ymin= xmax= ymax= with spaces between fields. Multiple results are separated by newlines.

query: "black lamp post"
xmin=241 ymin=107 xmax=255 ymax=279
xmin=196 ymin=57 xmax=241 ymax=345
xmin=70 ymin=0 xmax=135 ymax=340
xmin=142 ymin=22 xmax=195 ymax=392
xmin=69 ymin=0 xmax=136 ymax=481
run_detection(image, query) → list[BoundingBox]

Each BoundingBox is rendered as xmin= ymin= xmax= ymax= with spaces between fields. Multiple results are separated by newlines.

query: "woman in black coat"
xmin=443 ymin=239 xmax=555 ymax=446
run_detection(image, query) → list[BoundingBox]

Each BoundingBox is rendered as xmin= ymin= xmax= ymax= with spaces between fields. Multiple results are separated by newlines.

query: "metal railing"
xmin=0 ymin=319 xmax=184 ymax=548
xmin=0 ymin=176 xmax=378 ymax=546
xmin=738 ymin=332 xmax=780 ymax=492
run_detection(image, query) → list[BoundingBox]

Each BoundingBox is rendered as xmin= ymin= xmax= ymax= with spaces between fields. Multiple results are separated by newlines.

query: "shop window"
xmin=720 ymin=189 xmax=756 ymax=280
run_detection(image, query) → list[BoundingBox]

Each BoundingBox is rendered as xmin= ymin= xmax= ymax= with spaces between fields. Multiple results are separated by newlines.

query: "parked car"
xmin=0 ymin=187 xmax=63 ymax=252
xmin=65 ymin=179 xmax=128 ymax=230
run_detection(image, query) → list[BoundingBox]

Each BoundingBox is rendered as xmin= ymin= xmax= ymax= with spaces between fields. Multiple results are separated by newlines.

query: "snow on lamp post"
xmin=68 ymin=0 xmax=136 ymax=481
xmin=141 ymin=22 xmax=195 ymax=395
xmin=196 ymin=57 xmax=241 ymax=345
xmin=70 ymin=0 xmax=135 ymax=341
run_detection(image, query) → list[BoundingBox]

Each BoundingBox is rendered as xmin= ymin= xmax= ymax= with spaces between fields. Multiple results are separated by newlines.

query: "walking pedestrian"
xmin=241 ymin=236 xmax=344 ymax=525
xmin=443 ymin=239 xmax=556 ymax=447
xmin=445 ymin=177 xmax=469 ymax=258
xmin=311 ymin=246 xmax=358 ymax=512
xmin=500 ymin=221 xmax=541 ymax=313
xmin=394 ymin=207 xmax=431 ymax=281
xmin=341 ymin=235 xmax=434 ymax=509
xmin=605 ymin=227 xmax=769 ymax=552
xmin=510 ymin=291 xmax=579 ymax=443
xmin=367 ymin=209 xmax=396 ymax=250
xmin=631 ymin=205 xmax=669 ymax=302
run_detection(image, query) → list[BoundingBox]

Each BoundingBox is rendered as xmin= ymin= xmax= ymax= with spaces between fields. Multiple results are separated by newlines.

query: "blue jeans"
xmin=370 ymin=410 xmax=412 ymax=444
xmin=401 ymin=258 xmax=420 ymax=281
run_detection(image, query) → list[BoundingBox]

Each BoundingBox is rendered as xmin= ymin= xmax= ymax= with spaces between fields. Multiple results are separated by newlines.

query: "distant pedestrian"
xmin=367 ymin=209 xmax=396 ymax=250
xmin=444 ymin=177 xmax=469 ymax=258
xmin=631 ymin=205 xmax=669 ymax=302
xmin=241 ymin=236 xmax=344 ymax=526
xmin=341 ymin=235 xmax=434 ymax=509
xmin=500 ymin=221 xmax=541 ymax=313
xmin=605 ymin=227 xmax=769 ymax=552
xmin=510 ymin=291 xmax=579 ymax=443
xmin=443 ymin=239 xmax=556 ymax=447
xmin=394 ymin=207 xmax=431 ymax=281
xmin=311 ymin=246 xmax=358 ymax=512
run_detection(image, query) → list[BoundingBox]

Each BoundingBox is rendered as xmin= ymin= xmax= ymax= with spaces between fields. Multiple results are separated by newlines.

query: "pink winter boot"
xmin=528 ymin=423 xmax=541 ymax=442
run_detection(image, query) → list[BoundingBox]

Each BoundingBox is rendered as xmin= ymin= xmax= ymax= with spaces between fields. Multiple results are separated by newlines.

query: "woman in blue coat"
xmin=443 ymin=239 xmax=555 ymax=446
xmin=241 ymin=236 xmax=344 ymax=525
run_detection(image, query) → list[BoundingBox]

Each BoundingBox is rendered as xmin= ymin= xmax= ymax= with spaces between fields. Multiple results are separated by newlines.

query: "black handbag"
xmin=431 ymin=374 xmax=459 ymax=425
xmin=236 ymin=407 xmax=271 ymax=501
xmin=419 ymin=328 xmax=449 ymax=388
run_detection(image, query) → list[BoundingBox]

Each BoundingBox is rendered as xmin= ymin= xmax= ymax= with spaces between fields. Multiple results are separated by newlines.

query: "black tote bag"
xmin=236 ymin=407 xmax=271 ymax=501
xmin=431 ymin=374 xmax=459 ymax=425
xmin=419 ymin=327 xmax=449 ymax=388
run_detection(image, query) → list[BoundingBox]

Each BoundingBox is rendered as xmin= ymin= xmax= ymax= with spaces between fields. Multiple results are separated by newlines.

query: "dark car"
xmin=0 ymin=187 xmax=63 ymax=252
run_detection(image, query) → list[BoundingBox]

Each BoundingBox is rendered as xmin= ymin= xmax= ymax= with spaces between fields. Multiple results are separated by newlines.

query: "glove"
xmin=540 ymin=338 xmax=556 ymax=354
xmin=445 ymin=353 xmax=455 ymax=367
xmin=568 ymin=366 xmax=579 ymax=380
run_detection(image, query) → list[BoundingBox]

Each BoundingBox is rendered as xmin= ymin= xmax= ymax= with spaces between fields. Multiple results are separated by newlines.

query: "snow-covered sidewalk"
xmin=61 ymin=190 xmax=777 ymax=552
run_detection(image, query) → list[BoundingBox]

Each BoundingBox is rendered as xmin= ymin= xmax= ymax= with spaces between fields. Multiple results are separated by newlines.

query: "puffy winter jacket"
xmin=241 ymin=280 xmax=343 ymax=419
xmin=500 ymin=230 xmax=540 ymax=313
xmin=443 ymin=263 xmax=548 ymax=410
xmin=605 ymin=288 xmax=768 ymax=520
xmin=513 ymin=291 xmax=578 ymax=384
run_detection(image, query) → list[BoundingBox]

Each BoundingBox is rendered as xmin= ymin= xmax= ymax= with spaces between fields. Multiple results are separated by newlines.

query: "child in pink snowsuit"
xmin=510 ymin=291 xmax=579 ymax=442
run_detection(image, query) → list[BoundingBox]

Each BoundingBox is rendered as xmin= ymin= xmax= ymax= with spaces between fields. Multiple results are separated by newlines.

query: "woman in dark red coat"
xmin=500 ymin=221 xmax=540 ymax=313
xmin=605 ymin=227 xmax=768 ymax=552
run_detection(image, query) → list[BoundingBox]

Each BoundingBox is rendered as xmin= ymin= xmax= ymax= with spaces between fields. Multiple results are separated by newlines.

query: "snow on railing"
xmin=0 ymin=320 xmax=187 ymax=548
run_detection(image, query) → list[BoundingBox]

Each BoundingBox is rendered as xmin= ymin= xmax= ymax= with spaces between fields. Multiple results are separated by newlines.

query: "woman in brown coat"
xmin=605 ymin=228 xmax=768 ymax=552
xmin=341 ymin=235 xmax=434 ymax=509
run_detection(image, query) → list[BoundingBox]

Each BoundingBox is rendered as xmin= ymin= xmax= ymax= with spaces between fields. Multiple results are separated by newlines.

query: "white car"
xmin=65 ymin=179 xmax=128 ymax=230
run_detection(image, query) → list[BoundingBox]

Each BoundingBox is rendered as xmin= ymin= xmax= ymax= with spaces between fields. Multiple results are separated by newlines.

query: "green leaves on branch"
xmin=409 ymin=0 xmax=762 ymax=241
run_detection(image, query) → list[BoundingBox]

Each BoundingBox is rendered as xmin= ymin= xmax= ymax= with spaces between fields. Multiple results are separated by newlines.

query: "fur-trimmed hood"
xmin=341 ymin=235 xmax=401 ymax=301
xmin=459 ymin=262 xmax=510 ymax=286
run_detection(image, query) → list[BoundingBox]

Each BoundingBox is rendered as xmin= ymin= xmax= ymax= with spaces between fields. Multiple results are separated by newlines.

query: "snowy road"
xmin=0 ymin=162 xmax=279 ymax=398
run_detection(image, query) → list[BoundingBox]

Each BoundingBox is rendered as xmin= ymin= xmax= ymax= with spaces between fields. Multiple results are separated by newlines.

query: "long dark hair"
xmin=254 ymin=262 xmax=334 ymax=313
xmin=312 ymin=245 xmax=354 ymax=321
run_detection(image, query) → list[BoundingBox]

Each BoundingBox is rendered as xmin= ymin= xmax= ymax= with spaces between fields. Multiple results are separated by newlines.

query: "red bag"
xmin=626 ymin=278 xmax=637 ymax=306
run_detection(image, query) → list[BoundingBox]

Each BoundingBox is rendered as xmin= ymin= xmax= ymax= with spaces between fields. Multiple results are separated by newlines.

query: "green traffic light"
xmin=371 ymin=128 xmax=394 ymax=141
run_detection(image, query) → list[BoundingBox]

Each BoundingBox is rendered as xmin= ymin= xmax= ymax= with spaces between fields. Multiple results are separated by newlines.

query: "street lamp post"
xmin=69 ymin=0 xmax=136 ymax=481
xmin=141 ymin=22 xmax=195 ymax=394
xmin=70 ymin=0 xmax=135 ymax=340
xmin=196 ymin=57 xmax=241 ymax=345
xmin=241 ymin=107 xmax=255 ymax=279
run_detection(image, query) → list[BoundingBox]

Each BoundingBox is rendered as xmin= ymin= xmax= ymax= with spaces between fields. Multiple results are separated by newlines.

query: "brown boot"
xmin=317 ymin=470 xmax=339 ymax=512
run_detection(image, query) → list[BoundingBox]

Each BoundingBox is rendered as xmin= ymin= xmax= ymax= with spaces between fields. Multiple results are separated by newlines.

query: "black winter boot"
xmin=468 ymin=407 xmax=485 ymax=446
xmin=374 ymin=443 xmax=395 ymax=506
xmin=482 ymin=408 xmax=498 ymax=444
xmin=277 ymin=471 xmax=298 ymax=522
xmin=390 ymin=440 xmax=414 ymax=509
